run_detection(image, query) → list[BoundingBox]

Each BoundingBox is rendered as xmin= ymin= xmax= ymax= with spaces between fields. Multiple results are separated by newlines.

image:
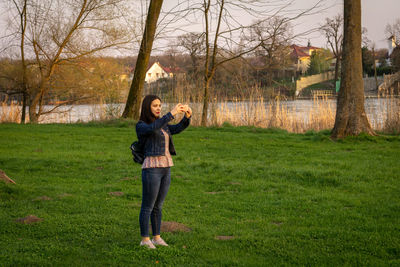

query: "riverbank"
xmin=1 ymin=123 xmax=399 ymax=265
xmin=1 ymin=97 xmax=399 ymax=133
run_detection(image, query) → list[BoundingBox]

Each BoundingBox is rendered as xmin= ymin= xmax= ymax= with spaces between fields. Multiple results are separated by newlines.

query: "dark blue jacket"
xmin=136 ymin=112 xmax=190 ymax=157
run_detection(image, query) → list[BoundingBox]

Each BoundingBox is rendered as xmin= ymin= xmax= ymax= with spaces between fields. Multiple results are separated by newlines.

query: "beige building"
xmin=290 ymin=44 xmax=322 ymax=74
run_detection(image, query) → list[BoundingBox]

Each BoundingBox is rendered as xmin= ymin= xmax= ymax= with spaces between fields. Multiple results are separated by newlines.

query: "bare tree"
xmin=13 ymin=0 xmax=28 ymax=123
xmin=331 ymin=0 xmax=375 ymax=138
xmin=320 ymin=14 xmax=343 ymax=85
xmin=122 ymin=0 xmax=163 ymax=120
xmin=3 ymin=0 xmax=135 ymax=123
xmin=178 ymin=32 xmax=205 ymax=80
xmin=248 ymin=16 xmax=293 ymax=86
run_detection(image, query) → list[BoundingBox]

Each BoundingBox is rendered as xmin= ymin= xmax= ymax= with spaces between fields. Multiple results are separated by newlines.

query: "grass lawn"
xmin=1 ymin=121 xmax=399 ymax=266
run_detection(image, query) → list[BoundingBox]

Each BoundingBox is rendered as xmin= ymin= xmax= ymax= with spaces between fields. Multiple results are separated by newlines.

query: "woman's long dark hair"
xmin=139 ymin=95 xmax=161 ymax=123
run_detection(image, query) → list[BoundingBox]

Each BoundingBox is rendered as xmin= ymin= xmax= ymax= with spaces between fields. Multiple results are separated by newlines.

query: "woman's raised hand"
xmin=171 ymin=103 xmax=186 ymax=116
xmin=185 ymin=106 xmax=192 ymax=118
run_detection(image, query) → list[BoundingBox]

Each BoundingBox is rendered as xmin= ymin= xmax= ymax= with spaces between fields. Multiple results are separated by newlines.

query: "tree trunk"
xmin=21 ymin=92 xmax=28 ymax=123
xmin=28 ymin=90 xmax=42 ymax=123
xmin=331 ymin=0 xmax=375 ymax=138
xmin=334 ymin=57 xmax=340 ymax=85
xmin=201 ymin=78 xmax=211 ymax=126
xmin=20 ymin=0 xmax=28 ymax=124
xmin=121 ymin=0 xmax=163 ymax=120
xmin=29 ymin=99 xmax=39 ymax=123
xmin=200 ymin=0 xmax=223 ymax=127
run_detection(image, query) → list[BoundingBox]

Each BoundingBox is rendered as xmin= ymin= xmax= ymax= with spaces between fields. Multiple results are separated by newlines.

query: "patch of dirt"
xmin=96 ymin=166 xmax=104 ymax=170
xmin=109 ymin=191 xmax=124 ymax=196
xmin=215 ymin=235 xmax=234 ymax=240
xmin=229 ymin=182 xmax=242 ymax=185
xmin=33 ymin=196 xmax=52 ymax=201
xmin=0 ymin=169 xmax=16 ymax=184
xmin=271 ymin=221 xmax=284 ymax=226
xmin=34 ymin=148 xmax=43 ymax=153
xmin=160 ymin=221 xmax=191 ymax=233
xmin=15 ymin=215 xmax=43 ymax=224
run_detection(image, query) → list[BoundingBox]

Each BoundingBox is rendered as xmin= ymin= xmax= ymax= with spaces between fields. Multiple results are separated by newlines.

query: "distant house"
xmin=145 ymin=62 xmax=184 ymax=83
xmin=290 ymin=44 xmax=322 ymax=74
xmin=388 ymin=35 xmax=397 ymax=57
xmin=385 ymin=35 xmax=400 ymax=67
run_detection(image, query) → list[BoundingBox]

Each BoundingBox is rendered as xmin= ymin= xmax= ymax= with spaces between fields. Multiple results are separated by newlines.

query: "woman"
xmin=136 ymin=95 xmax=192 ymax=249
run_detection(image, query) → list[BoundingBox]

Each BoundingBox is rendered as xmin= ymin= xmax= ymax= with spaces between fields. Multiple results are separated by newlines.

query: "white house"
xmin=145 ymin=62 xmax=175 ymax=83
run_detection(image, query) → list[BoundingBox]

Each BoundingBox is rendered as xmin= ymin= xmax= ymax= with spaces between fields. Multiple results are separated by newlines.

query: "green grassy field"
xmin=1 ymin=121 xmax=399 ymax=266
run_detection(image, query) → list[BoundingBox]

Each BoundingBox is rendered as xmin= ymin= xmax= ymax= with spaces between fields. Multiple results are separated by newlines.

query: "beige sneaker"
xmin=151 ymin=237 xmax=169 ymax=246
xmin=140 ymin=239 xmax=156 ymax=249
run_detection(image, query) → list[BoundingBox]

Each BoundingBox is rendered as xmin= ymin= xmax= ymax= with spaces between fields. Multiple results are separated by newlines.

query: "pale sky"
xmin=160 ymin=0 xmax=400 ymax=51
xmin=303 ymin=0 xmax=400 ymax=49
xmin=1 ymin=0 xmax=399 ymax=56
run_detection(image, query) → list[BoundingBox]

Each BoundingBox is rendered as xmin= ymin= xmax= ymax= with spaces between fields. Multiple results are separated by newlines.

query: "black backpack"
xmin=130 ymin=141 xmax=144 ymax=164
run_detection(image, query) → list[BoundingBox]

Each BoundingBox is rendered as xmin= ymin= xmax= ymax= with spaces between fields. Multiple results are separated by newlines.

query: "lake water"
xmin=1 ymin=97 xmax=397 ymax=128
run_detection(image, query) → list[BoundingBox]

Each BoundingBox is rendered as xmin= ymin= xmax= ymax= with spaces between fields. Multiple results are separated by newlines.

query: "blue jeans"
xmin=139 ymin=167 xmax=171 ymax=237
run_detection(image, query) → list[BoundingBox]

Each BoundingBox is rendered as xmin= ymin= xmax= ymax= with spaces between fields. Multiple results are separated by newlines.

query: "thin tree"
xmin=320 ymin=14 xmax=343 ymax=86
xmin=248 ymin=17 xmax=293 ymax=86
xmin=178 ymin=32 xmax=205 ymax=81
xmin=14 ymin=0 xmax=28 ymax=123
xmin=122 ymin=0 xmax=163 ymax=120
xmin=331 ymin=0 xmax=375 ymax=138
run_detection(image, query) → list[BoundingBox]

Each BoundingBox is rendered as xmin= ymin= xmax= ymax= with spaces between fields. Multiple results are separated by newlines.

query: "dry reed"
xmin=211 ymin=96 xmax=336 ymax=133
xmin=1 ymin=89 xmax=398 ymax=135
xmin=382 ymin=97 xmax=400 ymax=134
xmin=0 ymin=100 xmax=22 ymax=123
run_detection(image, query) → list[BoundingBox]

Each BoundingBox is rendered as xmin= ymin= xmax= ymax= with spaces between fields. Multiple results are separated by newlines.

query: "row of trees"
xmin=2 ymin=32 xmax=397 ymax=105
xmin=2 ymin=0 xmax=327 ymax=124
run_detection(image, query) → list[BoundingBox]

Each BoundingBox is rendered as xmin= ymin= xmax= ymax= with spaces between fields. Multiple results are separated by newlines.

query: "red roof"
xmin=147 ymin=62 xmax=183 ymax=73
xmin=162 ymin=66 xmax=182 ymax=73
xmin=290 ymin=44 xmax=322 ymax=59
xmin=291 ymin=45 xmax=309 ymax=58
